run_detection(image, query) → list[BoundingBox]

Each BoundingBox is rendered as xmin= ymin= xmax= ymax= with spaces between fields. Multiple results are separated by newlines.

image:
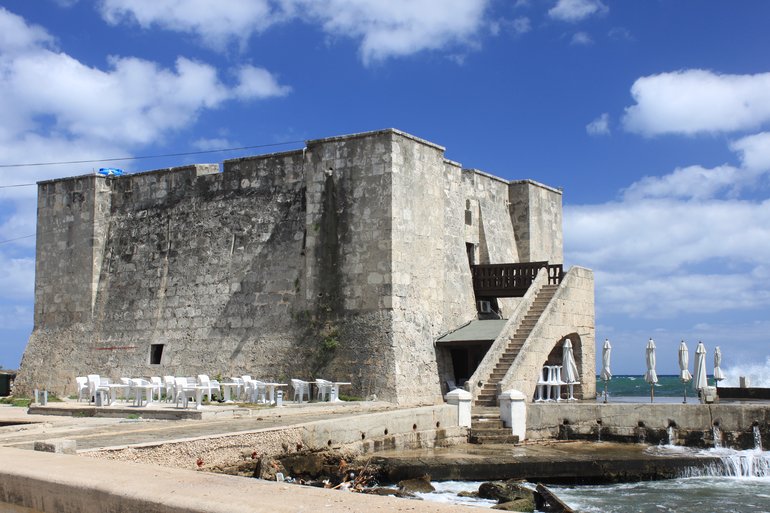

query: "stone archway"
xmin=542 ymin=333 xmax=584 ymax=400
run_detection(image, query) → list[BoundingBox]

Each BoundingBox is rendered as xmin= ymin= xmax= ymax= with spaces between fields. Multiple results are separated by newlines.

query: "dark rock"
xmin=398 ymin=474 xmax=435 ymax=493
xmin=457 ymin=491 xmax=479 ymax=498
xmin=364 ymin=487 xmax=417 ymax=499
xmin=478 ymin=480 xmax=535 ymax=504
xmin=493 ymin=498 xmax=535 ymax=511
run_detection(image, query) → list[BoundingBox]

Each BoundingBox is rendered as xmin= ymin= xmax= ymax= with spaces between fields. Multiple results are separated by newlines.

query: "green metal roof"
xmin=437 ymin=320 xmax=508 ymax=343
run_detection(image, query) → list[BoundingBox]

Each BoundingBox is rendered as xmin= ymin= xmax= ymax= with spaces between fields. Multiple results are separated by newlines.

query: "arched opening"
xmin=537 ymin=332 xmax=584 ymax=400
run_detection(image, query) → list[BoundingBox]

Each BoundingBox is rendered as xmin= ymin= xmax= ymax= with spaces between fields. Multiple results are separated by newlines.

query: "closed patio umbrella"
xmin=693 ymin=341 xmax=708 ymax=400
xmin=644 ymin=338 xmax=658 ymax=403
xmin=600 ymin=339 xmax=612 ymax=403
xmin=562 ymin=339 xmax=580 ymax=400
xmin=678 ymin=340 xmax=692 ymax=403
xmin=713 ymin=346 xmax=725 ymax=383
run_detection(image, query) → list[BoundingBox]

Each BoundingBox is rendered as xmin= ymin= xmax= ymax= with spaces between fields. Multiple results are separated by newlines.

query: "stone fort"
xmin=16 ymin=129 xmax=595 ymax=405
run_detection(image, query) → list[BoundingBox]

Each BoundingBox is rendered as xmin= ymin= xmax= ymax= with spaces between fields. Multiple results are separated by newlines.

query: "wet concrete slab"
xmin=367 ymin=441 xmax=721 ymax=484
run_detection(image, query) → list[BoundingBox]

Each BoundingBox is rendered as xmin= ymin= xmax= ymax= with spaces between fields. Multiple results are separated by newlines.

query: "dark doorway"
xmin=149 ymin=344 xmax=164 ymax=365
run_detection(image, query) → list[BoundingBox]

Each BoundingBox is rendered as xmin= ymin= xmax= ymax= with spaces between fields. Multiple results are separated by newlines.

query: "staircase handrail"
xmin=466 ymin=266 xmax=550 ymax=403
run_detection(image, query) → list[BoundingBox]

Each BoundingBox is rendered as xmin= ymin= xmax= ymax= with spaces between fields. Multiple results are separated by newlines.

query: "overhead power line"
xmin=0 ymin=234 xmax=35 ymax=245
xmin=0 ymin=139 xmax=306 ymax=169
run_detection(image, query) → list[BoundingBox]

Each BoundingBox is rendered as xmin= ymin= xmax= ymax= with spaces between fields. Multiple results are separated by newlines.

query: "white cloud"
xmin=570 ymin=31 xmax=592 ymax=45
xmin=98 ymin=0 xmax=491 ymax=65
xmin=99 ymin=0 xmax=279 ymax=50
xmin=548 ymin=0 xmax=607 ymax=22
xmin=192 ymin=138 xmax=235 ymax=151
xmin=0 ymin=8 xmax=289 ymax=172
xmin=287 ymin=0 xmax=489 ymax=64
xmin=0 ymin=7 xmax=53 ymax=53
xmin=0 ymin=6 xmax=290 ymax=279
xmin=586 ymin=113 xmax=610 ymax=135
xmin=0 ymin=254 xmax=34 ymax=301
xmin=730 ymin=132 xmax=770 ymax=172
xmin=491 ymin=16 xmax=531 ymax=37
xmin=567 ymin=197 xmax=770 ymax=273
xmin=623 ymin=70 xmax=770 ymax=136
xmin=621 ymin=164 xmax=742 ymax=201
xmin=234 ymin=65 xmax=291 ymax=99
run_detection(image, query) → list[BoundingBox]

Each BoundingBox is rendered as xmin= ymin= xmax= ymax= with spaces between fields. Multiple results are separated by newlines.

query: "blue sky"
xmin=1 ymin=0 xmax=769 ymax=378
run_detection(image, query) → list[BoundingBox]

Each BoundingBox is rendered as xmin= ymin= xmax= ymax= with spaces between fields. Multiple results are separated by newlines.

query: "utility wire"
xmin=0 ymin=234 xmax=35 ymax=245
xmin=0 ymin=139 xmax=306 ymax=169
xmin=0 ymin=183 xmax=36 ymax=188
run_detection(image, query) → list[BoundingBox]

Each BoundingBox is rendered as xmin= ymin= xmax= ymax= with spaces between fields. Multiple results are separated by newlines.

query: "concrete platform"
xmin=368 ymin=441 xmax=722 ymax=484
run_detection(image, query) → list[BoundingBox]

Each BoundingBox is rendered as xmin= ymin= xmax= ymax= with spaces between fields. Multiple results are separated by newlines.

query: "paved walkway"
xmin=0 ymin=399 xmax=398 ymax=450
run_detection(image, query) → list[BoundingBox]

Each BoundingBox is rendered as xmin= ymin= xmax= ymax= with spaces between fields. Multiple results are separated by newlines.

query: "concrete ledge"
xmin=33 ymin=439 xmax=76 ymax=454
xmin=0 ymin=447 xmax=479 ymax=513
xmin=26 ymin=405 xmax=253 ymax=421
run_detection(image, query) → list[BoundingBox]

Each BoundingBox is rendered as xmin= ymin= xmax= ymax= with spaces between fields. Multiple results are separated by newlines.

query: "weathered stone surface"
xmin=16 ymin=128 xmax=593 ymax=407
xmin=478 ymin=480 xmax=534 ymax=505
xmin=398 ymin=474 xmax=435 ymax=493
xmin=33 ymin=439 xmax=77 ymax=454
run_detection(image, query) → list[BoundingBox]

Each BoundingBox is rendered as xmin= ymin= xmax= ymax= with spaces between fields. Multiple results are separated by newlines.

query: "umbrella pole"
xmin=603 ymin=380 xmax=608 ymax=403
xmin=650 ymin=384 xmax=654 ymax=403
xmin=683 ymin=383 xmax=687 ymax=404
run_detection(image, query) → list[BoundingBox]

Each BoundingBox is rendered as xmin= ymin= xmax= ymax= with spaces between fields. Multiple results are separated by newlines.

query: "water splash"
xmin=667 ymin=426 xmax=677 ymax=446
xmin=713 ymin=425 xmax=723 ymax=449
xmin=755 ymin=426 xmax=763 ymax=451
xmin=722 ymin=356 xmax=770 ymax=387
xmin=682 ymin=449 xmax=770 ymax=479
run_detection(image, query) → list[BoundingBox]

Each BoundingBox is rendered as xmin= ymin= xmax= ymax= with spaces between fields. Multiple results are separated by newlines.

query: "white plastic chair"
xmin=230 ymin=377 xmax=245 ymax=401
xmin=315 ymin=379 xmax=333 ymax=401
xmin=131 ymin=378 xmax=153 ymax=406
xmin=535 ymin=367 xmax=550 ymax=402
xmin=174 ymin=377 xmax=197 ymax=409
xmin=75 ymin=377 xmax=88 ymax=402
xmin=291 ymin=379 xmax=310 ymax=403
xmin=87 ymin=374 xmax=109 ymax=404
xmin=150 ymin=377 xmax=163 ymax=402
xmin=163 ymin=376 xmax=175 ymax=402
xmin=197 ymin=375 xmax=220 ymax=402
xmin=549 ymin=366 xmax=564 ymax=402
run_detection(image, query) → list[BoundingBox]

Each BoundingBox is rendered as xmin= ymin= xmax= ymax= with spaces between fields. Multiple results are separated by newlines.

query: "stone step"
xmin=469 ymin=433 xmax=519 ymax=444
xmin=471 ymin=420 xmax=505 ymax=430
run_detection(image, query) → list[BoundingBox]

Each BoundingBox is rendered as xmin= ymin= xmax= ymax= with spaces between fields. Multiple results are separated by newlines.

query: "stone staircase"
xmin=468 ymin=409 xmax=519 ymax=444
xmin=474 ymin=284 xmax=558 ymax=407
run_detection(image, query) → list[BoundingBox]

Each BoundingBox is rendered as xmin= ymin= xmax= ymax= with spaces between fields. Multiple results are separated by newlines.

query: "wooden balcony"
xmin=471 ymin=262 xmax=563 ymax=298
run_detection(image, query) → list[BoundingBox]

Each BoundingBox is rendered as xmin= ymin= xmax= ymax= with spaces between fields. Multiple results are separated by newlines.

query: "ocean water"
xmin=417 ymin=450 xmax=770 ymax=512
xmin=597 ymin=374 xmax=714 ymax=401
xmin=416 ymin=364 xmax=770 ymax=512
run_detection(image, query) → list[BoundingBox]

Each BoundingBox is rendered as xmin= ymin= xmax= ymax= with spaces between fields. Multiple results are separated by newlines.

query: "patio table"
xmin=330 ymin=382 xmax=352 ymax=402
xmin=219 ymin=382 xmax=240 ymax=403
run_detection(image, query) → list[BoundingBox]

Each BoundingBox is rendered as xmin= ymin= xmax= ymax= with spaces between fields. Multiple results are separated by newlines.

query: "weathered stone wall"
xmin=301 ymin=131 xmax=397 ymax=400
xmin=389 ymin=133 xmax=453 ymax=403
xmin=17 ymin=128 xmax=588 ymax=406
xmin=528 ymin=402 xmax=770 ymax=449
xmin=508 ymin=180 xmax=563 ymax=264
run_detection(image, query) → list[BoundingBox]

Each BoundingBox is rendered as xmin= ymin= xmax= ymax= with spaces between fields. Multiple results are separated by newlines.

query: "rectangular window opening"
xmin=150 ymin=344 xmax=164 ymax=365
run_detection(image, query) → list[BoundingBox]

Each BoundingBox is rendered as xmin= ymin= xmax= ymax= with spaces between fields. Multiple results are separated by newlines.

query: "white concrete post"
xmin=444 ymin=388 xmax=473 ymax=428
xmin=499 ymin=389 xmax=527 ymax=441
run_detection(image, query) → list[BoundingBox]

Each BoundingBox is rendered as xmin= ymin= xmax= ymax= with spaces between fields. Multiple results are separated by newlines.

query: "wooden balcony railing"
xmin=471 ymin=262 xmax=563 ymax=298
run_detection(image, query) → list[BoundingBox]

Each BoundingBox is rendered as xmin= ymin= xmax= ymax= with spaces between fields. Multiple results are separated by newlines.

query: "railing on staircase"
xmin=471 ymin=262 xmax=563 ymax=298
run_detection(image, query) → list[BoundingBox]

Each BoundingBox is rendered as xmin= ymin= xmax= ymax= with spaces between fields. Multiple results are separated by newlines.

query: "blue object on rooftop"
xmin=98 ymin=167 xmax=125 ymax=176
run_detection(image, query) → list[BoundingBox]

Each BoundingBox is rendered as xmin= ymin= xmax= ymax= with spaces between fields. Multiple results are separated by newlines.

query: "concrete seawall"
xmin=0 ymin=447 xmax=480 ymax=513
xmin=528 ymin=402 xmax=770 ymax=448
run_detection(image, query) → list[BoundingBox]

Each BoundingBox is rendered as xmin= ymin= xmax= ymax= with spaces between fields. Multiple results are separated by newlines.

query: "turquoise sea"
xmin=597 ymin=374 xmax=717 ymax=401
